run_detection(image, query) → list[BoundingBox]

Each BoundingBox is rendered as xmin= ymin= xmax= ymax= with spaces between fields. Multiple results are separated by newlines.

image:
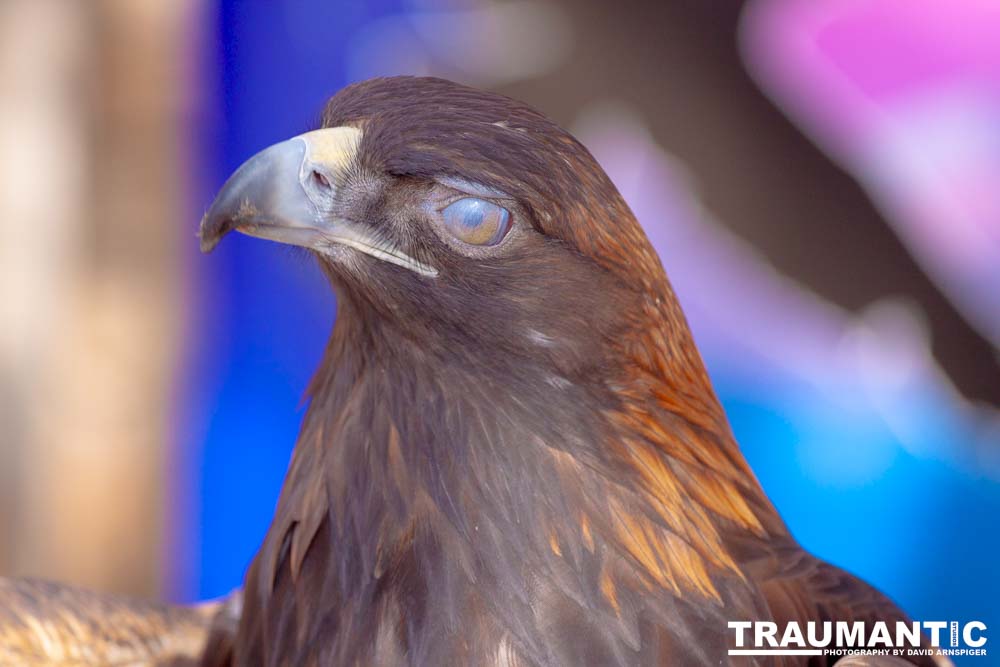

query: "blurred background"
xmin=0 ymin=0 xmax=997 ymax=663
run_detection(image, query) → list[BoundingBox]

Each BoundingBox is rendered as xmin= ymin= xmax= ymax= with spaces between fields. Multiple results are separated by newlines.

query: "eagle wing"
xmin=0 ymin=577 xmax=232 ymax=667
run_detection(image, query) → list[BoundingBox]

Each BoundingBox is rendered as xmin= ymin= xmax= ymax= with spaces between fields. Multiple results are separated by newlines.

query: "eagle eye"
xmin=440 ymin=197 xmax=511 ymax=246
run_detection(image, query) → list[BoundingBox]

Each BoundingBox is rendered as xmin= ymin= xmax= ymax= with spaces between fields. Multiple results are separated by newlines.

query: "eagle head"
xmin=199 ymin=76 xmax=678 ymax=382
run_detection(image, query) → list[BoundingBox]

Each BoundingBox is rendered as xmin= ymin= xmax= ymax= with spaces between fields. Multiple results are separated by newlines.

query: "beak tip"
xmin=198 ymin=213 xmax=226 ymax=253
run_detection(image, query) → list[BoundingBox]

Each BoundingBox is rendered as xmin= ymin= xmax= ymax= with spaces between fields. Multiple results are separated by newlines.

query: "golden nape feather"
xmin=0 ymin=578 xmax=235 ymax=666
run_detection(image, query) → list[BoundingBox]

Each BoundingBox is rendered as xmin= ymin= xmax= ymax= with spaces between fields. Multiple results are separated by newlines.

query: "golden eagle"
xmin=196 ymin=77 xmax=941 ymax=667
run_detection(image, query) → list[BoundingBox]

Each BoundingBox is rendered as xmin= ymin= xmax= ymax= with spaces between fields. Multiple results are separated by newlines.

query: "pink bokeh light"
xmin=741 ymin=0 xmax=1000 ymax=349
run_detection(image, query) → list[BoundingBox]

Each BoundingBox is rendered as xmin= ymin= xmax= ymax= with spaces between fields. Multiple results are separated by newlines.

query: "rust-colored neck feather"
xmin=238 ymin=262 xmax=783 ymax=664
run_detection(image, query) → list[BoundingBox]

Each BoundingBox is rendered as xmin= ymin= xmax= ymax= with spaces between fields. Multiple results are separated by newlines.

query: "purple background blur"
xmin=172 ymin=2 xmax=1000 ymax=662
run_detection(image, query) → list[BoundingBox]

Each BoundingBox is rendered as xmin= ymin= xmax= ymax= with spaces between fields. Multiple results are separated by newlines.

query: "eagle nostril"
xmin=310 ymin=168 xmax=332 ymax=191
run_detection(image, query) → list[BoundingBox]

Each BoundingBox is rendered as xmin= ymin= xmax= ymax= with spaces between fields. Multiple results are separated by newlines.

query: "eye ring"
xmin=439 ymin=197 xmax=512 ymax=246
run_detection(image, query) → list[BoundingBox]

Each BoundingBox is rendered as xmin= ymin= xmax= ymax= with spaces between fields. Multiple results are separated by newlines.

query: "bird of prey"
xmin=197 ymin=76 xmax=941 ymax=666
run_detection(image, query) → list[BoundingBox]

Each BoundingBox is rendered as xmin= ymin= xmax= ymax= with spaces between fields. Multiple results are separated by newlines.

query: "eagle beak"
xmin=199 ymin=126 xmax=438 ymax=277
xmin=198 ymin=126 xmax=362 ymax=254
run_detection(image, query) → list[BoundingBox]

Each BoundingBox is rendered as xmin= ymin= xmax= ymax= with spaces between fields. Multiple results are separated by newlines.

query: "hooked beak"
xmin=198 ymin=126 xmax=437 ymax=277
